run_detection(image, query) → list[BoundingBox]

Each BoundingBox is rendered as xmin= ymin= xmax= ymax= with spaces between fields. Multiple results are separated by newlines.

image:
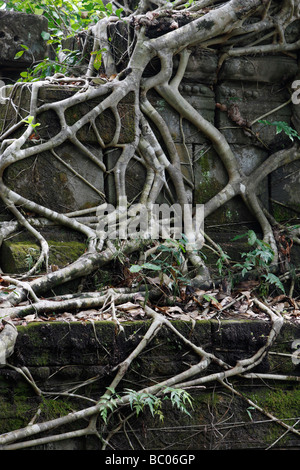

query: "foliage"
xmin=129 ymin=236 xmax=189 ymax=294
xmin=0 ymin=0 xmax=107 ymax=37
xmin=258 ymin=120 xmax=300 ymax=142
xmin=21 ymin=115 xmax=41 ymax=129
xmin=24 ymin=247 xmax=40 ymax=271
xmin=126 ymin=387 xmax=193 ymax=422
xmin=0 ymin=0 xmax=121 ymax=80
xmin=232 ymin=230 xmax=275 ymax=274
xmin=126 ymin=389 xmax=165 ymax=421
xmin=215 ymin=248 xmax=231 ymax=278
xmin=0 ymin=0 xmax=299 ymax=450
xmin=98 ymin=386 xmax=193 ymax=424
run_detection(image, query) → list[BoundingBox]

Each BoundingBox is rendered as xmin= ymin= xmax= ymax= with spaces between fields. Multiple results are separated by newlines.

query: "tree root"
xmin=0 ymin=294 xmax=289 ymax=450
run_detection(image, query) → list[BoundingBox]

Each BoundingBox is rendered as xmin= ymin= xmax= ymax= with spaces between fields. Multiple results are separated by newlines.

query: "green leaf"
xmin=263 ymin=273 xmax=285 ymax=293
xmin=247 ymin=230 xmax=257 ymax=246
xmin=203 ymin=293 xmax=215 ymax=302
xmin=142 ymin=262 xmax=161 ymax=271
xmin=14 ymin=43 xmax=30 ymax=59
xmin=105 ymin=2 xmax=113 ymax=13
xmin=258 ymin=119 xmax=300 ymax=141
xmin=91 ymin=50 xmax=103 ymax=71
xmin=115 ymin=8 xmax=123 ymax=18
xmin=231 ymin=233 xmax=247 ymax=241
xmin=41 ymin=31 xmax=51 ymax=40
xmin=21 ymin=115 xmax=41 ymax=128
xmin=14 ymin=50 xmax=25 ymax=59
xmin=129 ymin=265 xmax=142 ymax=273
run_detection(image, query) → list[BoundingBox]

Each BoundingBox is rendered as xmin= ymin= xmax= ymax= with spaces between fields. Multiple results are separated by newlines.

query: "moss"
xmin=14 ymin=321 xmax=117 ymax=367
xmin=0 ymin=385 xmax=39 ymax=434
xmin=248 ymin=385 xmax=300 ymax=425
xmin=194 ymin=150 xmax=225 ymax=205
xmin=48 ymin=240 xmax=86 ymax=267
xmin=246 ymin=385 xmax=300 ymax=445
xmin=262 ymin=387 xmax=300 ymax=418
xmin=40 ymin=397 xmax=75 ymax=420
xmin=0 ymin=393 xmax=74 ymax=434
xmin=194 ymin=176 xmax=223 ymax=204
xmin=199 ymin=19 xmax=215 ymax=30
xmin=271 ymin=201 xmax=300 ymax=223
xmin=0 ymin=240 xmax=38 ymax=273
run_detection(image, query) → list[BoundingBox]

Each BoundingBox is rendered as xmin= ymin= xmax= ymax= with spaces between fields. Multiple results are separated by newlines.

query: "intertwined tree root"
xmin=2 ymin=299 xmax=299 ymax=450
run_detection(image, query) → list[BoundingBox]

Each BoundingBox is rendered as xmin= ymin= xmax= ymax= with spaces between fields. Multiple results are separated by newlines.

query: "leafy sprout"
xmin=258 ymin=119 xmax=300 ymax=141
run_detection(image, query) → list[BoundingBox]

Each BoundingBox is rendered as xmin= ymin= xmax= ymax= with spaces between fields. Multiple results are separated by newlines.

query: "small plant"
xmin=232 ymin=230 xmax=274 ymax=274
xmin=216 ymin=248 xmax=231 ymax=277
xmin=14 ymin=44 xmax=30 ymax=60
xmin=246 ymin=406 xmax=256 ymax=421
xmin=258 ymin=119 xmax=300 ymax=142
xmin=99 ymin=389 xmax=119 ymax=424
xmin=129 ymin=236 xmax=189 ymax=294
xmin=163 ymin=387 xmax=193 ymax=417
xmin=25 ymin=247 xmax=40 ymax=271
xmin=2 ymin=0 xmax=123 ymax=82
xmin=98 ymin=386 xmax=193 ymax=424
xmin=90 ymin=48 xmax=107 ymax=71
xmin=21 ymin=115 xmax=41 ymax=129
xmin=232 ymin=230 xmax=285 ymax=294
xmin=126 ymin=389 xmax=165 ymax=421
xmin=126 ymin=387 xmax=193 ymax=422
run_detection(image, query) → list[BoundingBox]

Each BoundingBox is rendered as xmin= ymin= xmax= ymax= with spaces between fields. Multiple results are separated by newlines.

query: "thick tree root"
xmin=0 ymin=0 xmax=299 ymax=448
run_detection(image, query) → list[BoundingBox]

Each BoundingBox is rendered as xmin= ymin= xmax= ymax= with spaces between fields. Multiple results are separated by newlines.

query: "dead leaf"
xmin=207 ymin=296 xmax=222 ymax=310
xmin=290 ymin=310 xmax=300 ymax=316
xmin=117 ymin=302 xmax=140 ymax=311
xmin=165 ymin=306 xmax=184 ymax=314
xmin=240 ymin=290 xmax=252 ymax=301
xmin=126 ymin=308 xmax=145 ymax=318
xmin=220 ymin=296 xmax=233 ymax=307
xmin=24 ymin=314 xmax=44 ymax=322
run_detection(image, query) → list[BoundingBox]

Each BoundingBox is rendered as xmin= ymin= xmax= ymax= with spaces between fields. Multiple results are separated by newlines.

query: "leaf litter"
xmin=7 ymin=281 xmax=300 ymax=327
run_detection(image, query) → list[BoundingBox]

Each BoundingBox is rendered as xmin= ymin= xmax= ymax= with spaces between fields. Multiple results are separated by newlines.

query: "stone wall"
xmin=2 ymin=45 xmax=300 ymax=271
xmin=0 ymin=10 xmax=47 ymax=83
xmin=0 ymin=11 xmax=300 ymax=451
xmin=1 ymin=13 xmax=299 ymax=232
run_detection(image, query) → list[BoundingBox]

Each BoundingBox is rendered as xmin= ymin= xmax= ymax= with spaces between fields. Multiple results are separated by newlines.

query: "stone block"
xmin=3 ymin=144 xmax=105 ymax=214
xmin=0 ymin=239 xmax=86 ymax=274
xmin=215 ymin=81 xmax=292 ymax=146
xmin=0 ymin=85 xmax=136 ymax=145
xmin=181 ymin=47 xmax=218 ymax=85
xmin=0 ymin=84 xmax=136 ymax=213
xmin=219 ymin=55 xmax=298 ymax=84
xmin=270 ymin=160 xmax=300 ymax=221
xmin=0 ymin=11 xmax=47 ymax=76
xmin=193 ymin=144 xmax=269 ymax=225
xmin=148 ymin=85 xmax=215 ymax=144
xmin=0 ymin=320 xmax=298 ymax=450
